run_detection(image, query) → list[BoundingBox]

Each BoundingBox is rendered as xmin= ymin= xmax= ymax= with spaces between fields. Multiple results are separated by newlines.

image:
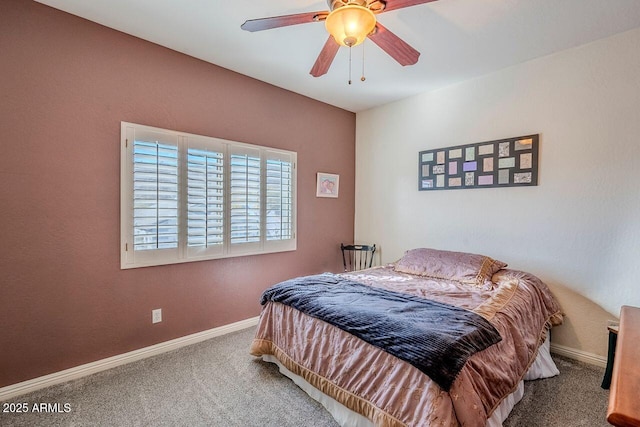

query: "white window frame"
xmin=121 ymin=122 xmax=296 ymax=269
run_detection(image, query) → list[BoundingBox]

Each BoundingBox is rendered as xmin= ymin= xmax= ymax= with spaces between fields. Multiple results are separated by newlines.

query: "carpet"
xmin=0 ymin=327 xmax=610 ymax=426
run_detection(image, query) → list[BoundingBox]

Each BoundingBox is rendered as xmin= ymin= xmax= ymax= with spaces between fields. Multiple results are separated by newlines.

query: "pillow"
xmin=393 ymin=248 xmax=507 ymax=288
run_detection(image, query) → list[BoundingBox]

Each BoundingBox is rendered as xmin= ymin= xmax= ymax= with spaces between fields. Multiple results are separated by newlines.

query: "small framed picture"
xmin=316 ymin=172 xmax=339 ymax=198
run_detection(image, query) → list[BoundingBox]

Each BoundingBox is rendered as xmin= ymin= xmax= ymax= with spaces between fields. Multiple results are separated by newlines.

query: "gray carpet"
xmin=503 ymin=356 xmax=610 ymax=427
xmin=0 ymin=327 xmax=610 ymax=426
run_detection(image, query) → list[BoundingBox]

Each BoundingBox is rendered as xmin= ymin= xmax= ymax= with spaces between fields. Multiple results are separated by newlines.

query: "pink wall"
xmin=0 ymin=1 xmax=355 ymax=388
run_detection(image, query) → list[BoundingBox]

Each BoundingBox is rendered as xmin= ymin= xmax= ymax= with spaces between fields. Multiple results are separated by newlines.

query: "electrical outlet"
xmin=152 ymin=309 xmax=162 ymax=324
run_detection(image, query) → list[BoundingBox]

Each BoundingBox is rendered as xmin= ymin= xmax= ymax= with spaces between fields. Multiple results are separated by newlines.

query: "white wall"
xmin=355 ymin=28 xmax=640 ymax=358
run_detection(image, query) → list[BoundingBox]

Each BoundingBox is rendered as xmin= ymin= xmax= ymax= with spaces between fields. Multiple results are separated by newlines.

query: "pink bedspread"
xmin=250 ymin=266 xmax=562 ymax=427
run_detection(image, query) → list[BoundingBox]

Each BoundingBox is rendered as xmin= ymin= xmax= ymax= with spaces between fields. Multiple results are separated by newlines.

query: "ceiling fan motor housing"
xmin=327 ymin=0 xmax=386 ymax=13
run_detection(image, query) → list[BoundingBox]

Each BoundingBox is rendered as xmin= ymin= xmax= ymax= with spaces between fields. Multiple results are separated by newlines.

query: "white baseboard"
xmin=0 ymin=316 xmax=259 ymax=402
xmin=550 ymin=343 xmax=607 ymax=368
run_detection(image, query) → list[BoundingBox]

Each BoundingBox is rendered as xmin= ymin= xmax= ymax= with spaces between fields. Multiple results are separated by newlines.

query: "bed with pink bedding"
xmin=250 ymin=248 xmax=563 ymax=426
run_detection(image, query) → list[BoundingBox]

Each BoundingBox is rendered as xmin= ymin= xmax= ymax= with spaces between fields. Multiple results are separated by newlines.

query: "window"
xmin=121 ymin=122 xmax=296 ymax=269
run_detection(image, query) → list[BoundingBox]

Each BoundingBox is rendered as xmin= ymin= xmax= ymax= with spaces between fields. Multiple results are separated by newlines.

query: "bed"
xmin=250 ymin=248 xmax=563 ymax=427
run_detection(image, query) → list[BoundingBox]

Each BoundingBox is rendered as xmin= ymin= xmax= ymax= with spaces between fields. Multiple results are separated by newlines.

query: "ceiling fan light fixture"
xmin=325 ymin=5 xmax=376 ymax=47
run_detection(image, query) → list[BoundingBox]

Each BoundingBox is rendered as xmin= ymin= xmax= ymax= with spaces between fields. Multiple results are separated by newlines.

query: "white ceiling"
xmin=34 ymin=0 xmax=640 ymax=112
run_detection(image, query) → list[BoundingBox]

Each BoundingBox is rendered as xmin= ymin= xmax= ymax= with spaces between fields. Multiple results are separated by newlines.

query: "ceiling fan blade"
xmin=241 ymin=11 xmax=328 ymax=32
xmin=310 ymin=36 xmax=340 ymax=77
xmin=381 ymin=0 xmax=438 ymax=13
xmin=367 ymin=22 xmax=420 ymax=66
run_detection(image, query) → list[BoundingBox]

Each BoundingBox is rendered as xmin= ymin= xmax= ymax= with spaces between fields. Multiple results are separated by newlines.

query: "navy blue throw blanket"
xmin=260 ymin=273 xmax=502 ymax=391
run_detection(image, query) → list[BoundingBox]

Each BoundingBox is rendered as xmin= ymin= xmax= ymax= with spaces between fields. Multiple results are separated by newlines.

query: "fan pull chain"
xmin=348 ymin=46 xmax=352 ymax=85
xmin=361 ymin=41 xmax=366 ymax=82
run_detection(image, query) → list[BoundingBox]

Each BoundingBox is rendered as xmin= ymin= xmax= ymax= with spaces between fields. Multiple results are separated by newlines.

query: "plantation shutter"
xmin=132 ymin=140 xmax=179 ymax=251
xmin=229 ymin=147 xmax=261 ymax=251
xmin=265 ymin=152 xmax=293 ymax=241
xmin=186 ymin=138 xmax=225 ymax=258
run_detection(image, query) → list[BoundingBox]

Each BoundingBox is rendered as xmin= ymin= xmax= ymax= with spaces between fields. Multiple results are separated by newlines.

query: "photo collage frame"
xmin=418 ymin=134 xmax=539 ymax=191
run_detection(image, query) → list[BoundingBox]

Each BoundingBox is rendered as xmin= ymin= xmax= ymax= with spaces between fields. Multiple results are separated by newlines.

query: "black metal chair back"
xmin=341 ymin=244 xmax=376 ymax=272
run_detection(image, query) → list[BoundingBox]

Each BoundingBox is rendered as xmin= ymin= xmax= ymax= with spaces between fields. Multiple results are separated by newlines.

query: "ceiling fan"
xmin=241 ymin=0 xmax=438 ymax=78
